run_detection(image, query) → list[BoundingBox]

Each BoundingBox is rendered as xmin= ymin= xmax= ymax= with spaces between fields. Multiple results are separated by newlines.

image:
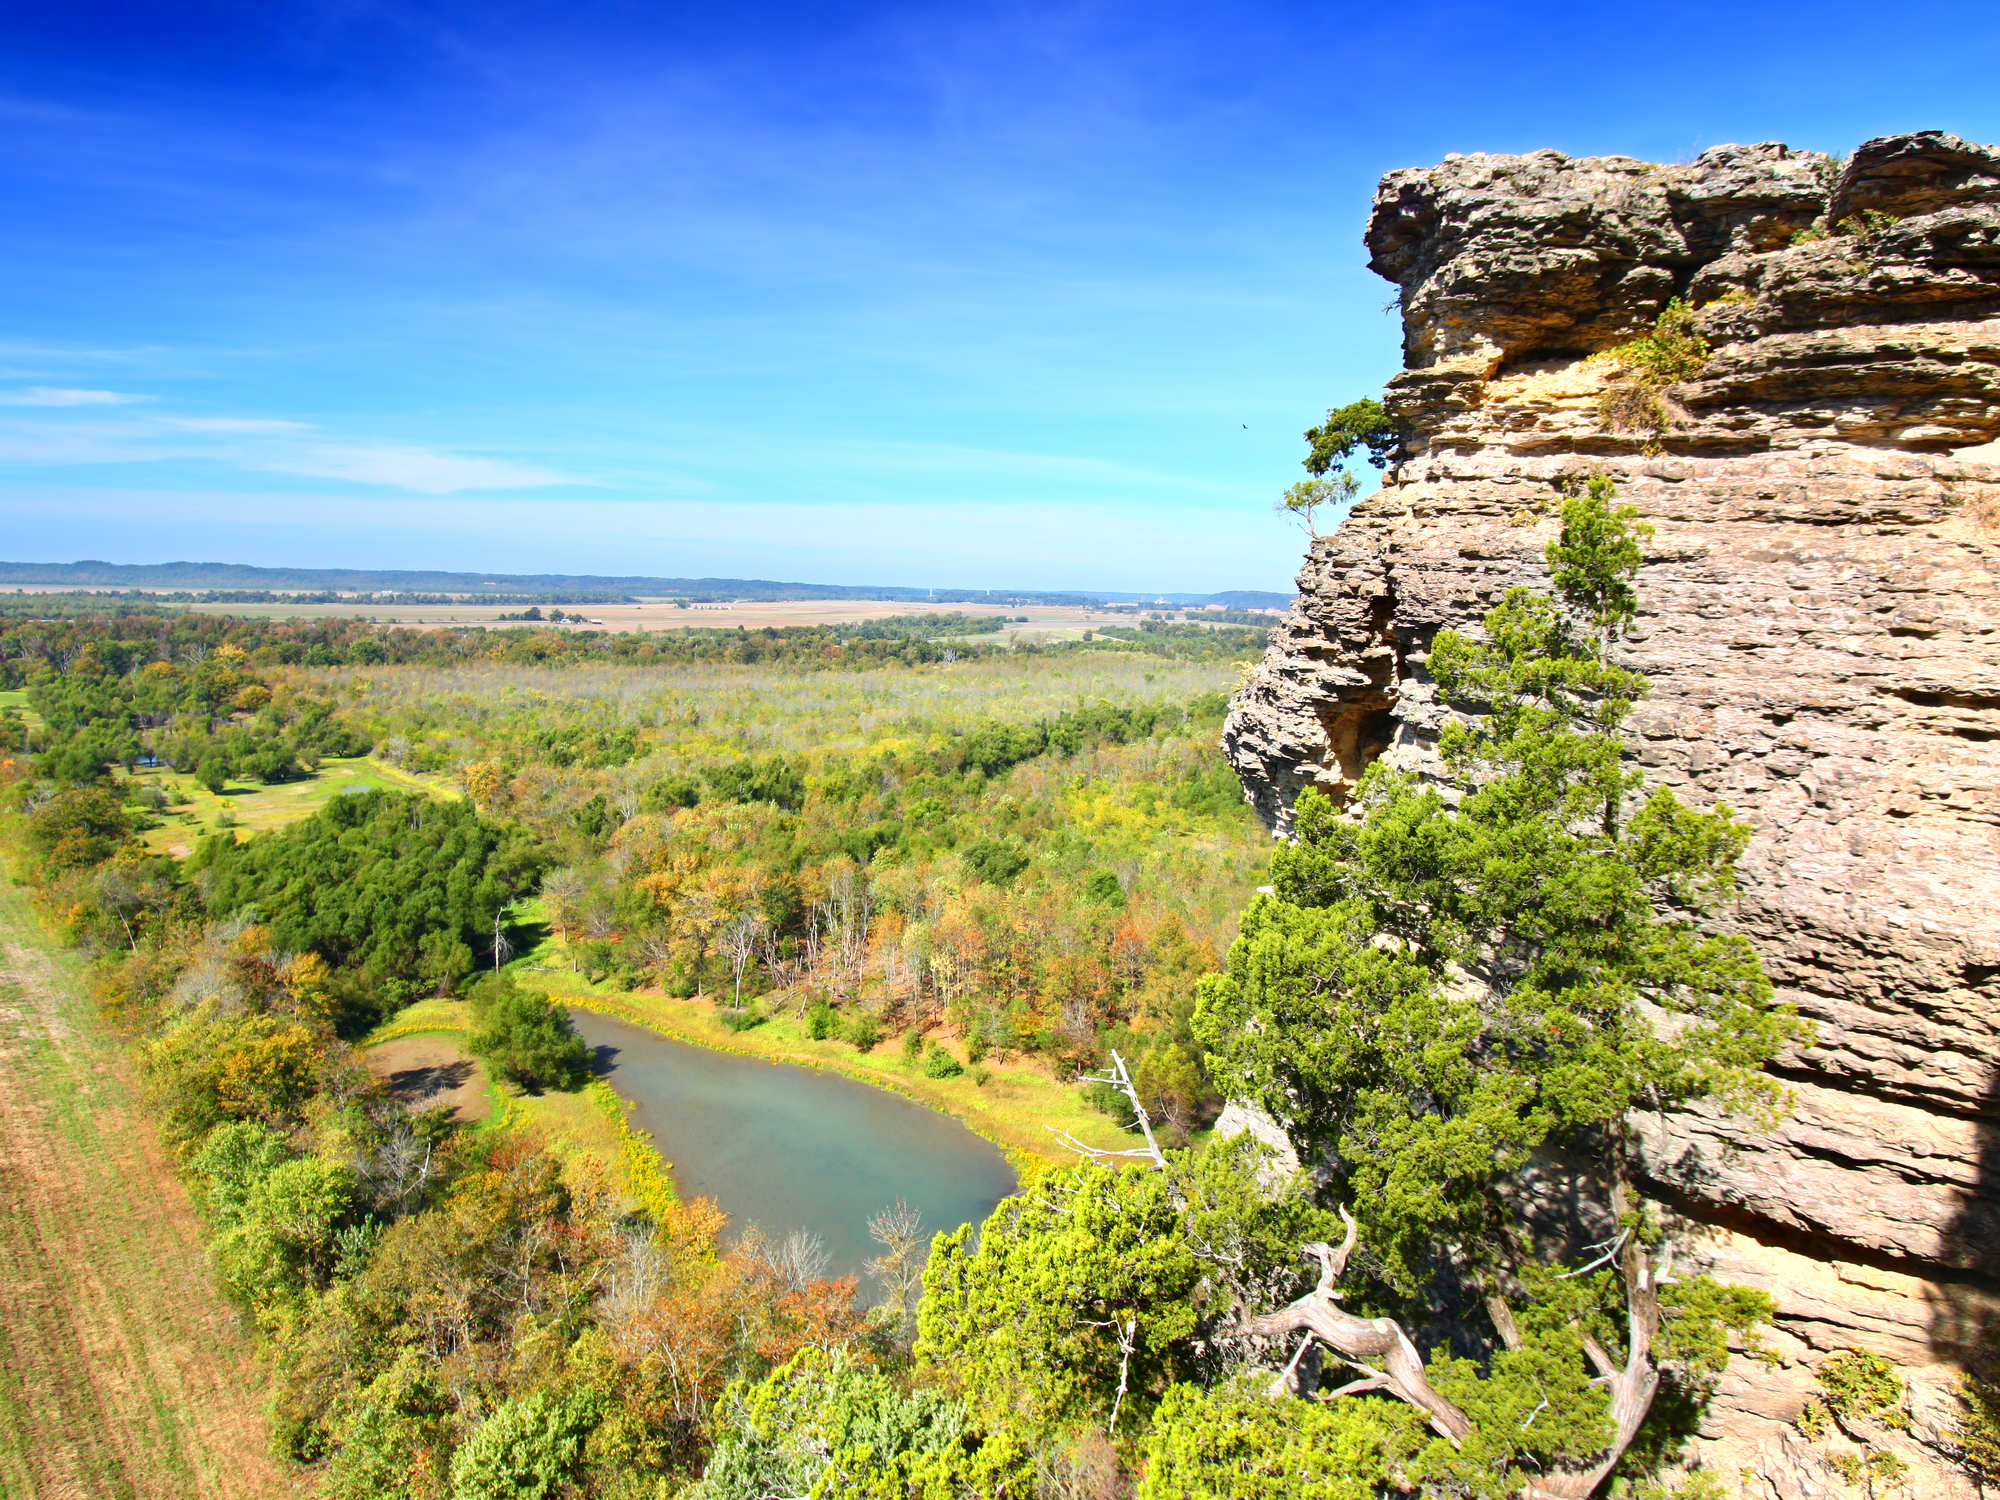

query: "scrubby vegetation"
xmin=1595 ymin=299 xmax=1711 ymax=443
xmin=0 ymin=480 xmax=1830 ymax=1495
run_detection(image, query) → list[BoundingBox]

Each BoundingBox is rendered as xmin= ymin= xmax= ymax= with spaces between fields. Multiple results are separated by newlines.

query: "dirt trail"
xmin=0 ymin=881 xmax=284 ymax=1499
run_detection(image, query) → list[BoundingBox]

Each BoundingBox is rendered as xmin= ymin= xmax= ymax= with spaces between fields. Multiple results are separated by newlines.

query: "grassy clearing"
xmin=125 ymin=754 xmax=452 ymax=856
xmin=0 ymin=870 xmax=282 ymax=1498
xmin=359 ymin=1008 xmax=633 ymax=1191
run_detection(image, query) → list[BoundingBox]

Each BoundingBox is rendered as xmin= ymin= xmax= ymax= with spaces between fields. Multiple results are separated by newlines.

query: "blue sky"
xmin=1 ymin=1 xmax=1996 ymax=592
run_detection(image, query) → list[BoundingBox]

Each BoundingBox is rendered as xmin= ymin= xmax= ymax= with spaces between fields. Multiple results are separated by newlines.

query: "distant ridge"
xmin=0 ymin=560 xmax=1292 ymax=610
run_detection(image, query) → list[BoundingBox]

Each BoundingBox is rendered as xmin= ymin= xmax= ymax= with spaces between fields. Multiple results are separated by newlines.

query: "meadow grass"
xmin=126 ymin=754 xmax=454 ymax=854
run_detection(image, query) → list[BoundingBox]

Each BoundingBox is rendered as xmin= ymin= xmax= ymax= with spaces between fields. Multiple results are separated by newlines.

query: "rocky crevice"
xmin=1225 ymin=131 xmax=2000 ymax=1497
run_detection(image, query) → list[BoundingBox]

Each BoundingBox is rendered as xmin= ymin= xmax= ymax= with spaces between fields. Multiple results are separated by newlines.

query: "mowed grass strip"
xmin=0 ymin=876 xmax=281 ymax=1500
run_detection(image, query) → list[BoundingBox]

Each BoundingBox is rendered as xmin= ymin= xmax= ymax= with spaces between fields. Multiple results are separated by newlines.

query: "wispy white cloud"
xmin=0 ymin=402 xmax=573 ymax=493
xmin=254 ymin=440 xmax=571 ymax=493
xmin=157 ymin=414 xmax=310 ymax=434
xmin=0 ymin=386 xmax=147 ymax=406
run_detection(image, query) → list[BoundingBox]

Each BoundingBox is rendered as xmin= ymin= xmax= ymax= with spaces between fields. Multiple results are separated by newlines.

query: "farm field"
xmin=177 ymin=597 xmax=1250 ymax=639
xmin=0 ymin=874 xmax=281 ymax=1499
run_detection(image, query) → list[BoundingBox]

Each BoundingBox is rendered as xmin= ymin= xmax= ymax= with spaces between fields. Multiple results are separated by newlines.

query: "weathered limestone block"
xmin=1225 ymin=130 xmax=2000 ymax=1489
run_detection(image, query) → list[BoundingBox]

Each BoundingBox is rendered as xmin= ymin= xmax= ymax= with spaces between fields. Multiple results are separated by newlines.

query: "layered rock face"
xmin=1225 ymin=132 xmax=2000 ymax=1494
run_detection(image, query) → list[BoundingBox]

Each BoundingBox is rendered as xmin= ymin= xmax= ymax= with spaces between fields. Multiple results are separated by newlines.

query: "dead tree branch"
xmin=1044 ymin=1050 xmax=1167 ymax=1171
xmin=1245 ymin=1206 xmax=1472 ymax=1443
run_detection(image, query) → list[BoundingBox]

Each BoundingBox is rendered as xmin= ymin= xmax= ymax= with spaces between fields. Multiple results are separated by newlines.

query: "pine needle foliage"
xmin=1196 ymin=475 xmax=1805 ymax=1288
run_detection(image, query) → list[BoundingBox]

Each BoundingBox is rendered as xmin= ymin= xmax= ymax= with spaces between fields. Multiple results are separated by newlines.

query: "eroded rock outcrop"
xmin=1225 ymin=131 xmax=2000 ymax=1495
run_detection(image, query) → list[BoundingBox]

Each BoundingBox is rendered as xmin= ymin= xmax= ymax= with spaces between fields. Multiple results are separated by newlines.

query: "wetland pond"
xmin=568 ymin=1009 xmax=1019 ymax=1281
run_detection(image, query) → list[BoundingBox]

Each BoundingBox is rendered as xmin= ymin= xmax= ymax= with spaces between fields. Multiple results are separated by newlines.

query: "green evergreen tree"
xmin=1191 ymin=475 xmax=1804 ymax=1494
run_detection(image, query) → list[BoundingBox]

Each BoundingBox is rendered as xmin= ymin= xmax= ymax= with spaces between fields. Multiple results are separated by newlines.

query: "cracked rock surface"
xmin=1225 ymin=131 xmax=2000 ymax=1496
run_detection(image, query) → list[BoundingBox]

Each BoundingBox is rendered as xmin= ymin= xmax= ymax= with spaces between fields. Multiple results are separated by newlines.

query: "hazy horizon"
xmin=0 ymin=556 xmax=1296 ymax=601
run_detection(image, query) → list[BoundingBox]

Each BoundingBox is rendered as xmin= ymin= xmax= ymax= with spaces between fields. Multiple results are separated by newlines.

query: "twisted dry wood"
xmin=1248 ymin=1206 xmax=1667 ymax=1499
xmin=1243 ymin=1207 xmax=1473 ymax=1442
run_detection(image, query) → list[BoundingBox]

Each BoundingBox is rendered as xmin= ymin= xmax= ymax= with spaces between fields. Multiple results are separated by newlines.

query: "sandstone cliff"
xmin=1225 ymin=131 xmax=2000 ymax=1495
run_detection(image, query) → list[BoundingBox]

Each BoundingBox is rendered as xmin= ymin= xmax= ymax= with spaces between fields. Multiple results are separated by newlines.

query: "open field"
xmin=178 ymin=597 xmax=1256 ymax=640
xmin=126 ymin=754 xmax=455 ymax=857
xmin=0 ymin=872 xmax=282 ymax=1498
xmin=365 ymin=1032 xmax=491 ymax=1122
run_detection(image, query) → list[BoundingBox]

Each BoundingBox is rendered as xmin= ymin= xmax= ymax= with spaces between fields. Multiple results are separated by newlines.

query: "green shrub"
xmin=921 ymin=1044 xmax=963 ymax=1080
xmin=467 ymin=975 xmax=591 ymax=1090
xmin=1081 ymin=1080 xmax=1129 ymax=1119
xmin=639 ymin=772 xmax=703 ymax=813
xmin=692 ymin=1347 xmax=1014 ymax=1500
xmin=187 ymin=1119 xmax=293 ymax=1226
xmin=900 ymin=1027 xmax=923 ymax=1065
xmin=1142 ymin=1376 xmax=1423 ymax=1500
xmin=960 ymin=837 xmax=1029 ymax=886
xmin=210 ymin=1155 xmax=356 ymax=1306
xmin=1805 ymin=1348 xmax=1908 ymax=1431
xmin=847 ymin=1016 xmax=882 ymax=1051
xmin=448 ymin=1389 xmax=606 ymax=1500
xmin=24 ymin=786 xmax=130 ymax=870
xmin=1597 ymin=298 xmax=1711 ymax=440
xmin=806 ymin=1003 xmax=839 ymax=1040
xmin=705 ymin=755 xmax=805 ymax=811
xmin=717 ymin=1005 xmax=765 ymax=1034
xmin=318 ymin=1355 xmax=454 ymax=1500
xmin=1303 ymin=397 xmax=1402 ymax=475
xmin=1958 ymin=1367 xmax=2000 ymax=1481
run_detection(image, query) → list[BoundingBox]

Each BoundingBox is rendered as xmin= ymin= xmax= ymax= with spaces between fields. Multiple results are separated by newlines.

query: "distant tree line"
xmin=0 ymin=607 xmax=1265 ymax=685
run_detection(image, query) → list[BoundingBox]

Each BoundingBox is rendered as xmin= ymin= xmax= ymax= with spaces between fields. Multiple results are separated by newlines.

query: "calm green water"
xmin=568 ymin=1009 xmax=1018 ymax=1280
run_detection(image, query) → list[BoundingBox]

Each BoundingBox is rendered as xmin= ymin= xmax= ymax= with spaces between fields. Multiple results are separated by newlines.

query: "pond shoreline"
xmin=367 ymin=980 xmax=1134 ymax=1186
xmin=568 ymin=1008 xmax=1018 ymax=1278
xmin=560 ymin=990 xmax=1052 ymax=1179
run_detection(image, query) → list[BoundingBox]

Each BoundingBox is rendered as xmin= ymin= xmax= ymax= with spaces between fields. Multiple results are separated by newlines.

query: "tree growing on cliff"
xmin=1190 ymin=474 xmax=1805 ymax=1496
xmin=1283 ymin=397 xmax=1401 ymax=535
xmin=1304 ymin=397 xmax=1402 ymax=474
xmin=1277 ymin=473 xmax=1359 ymax=537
